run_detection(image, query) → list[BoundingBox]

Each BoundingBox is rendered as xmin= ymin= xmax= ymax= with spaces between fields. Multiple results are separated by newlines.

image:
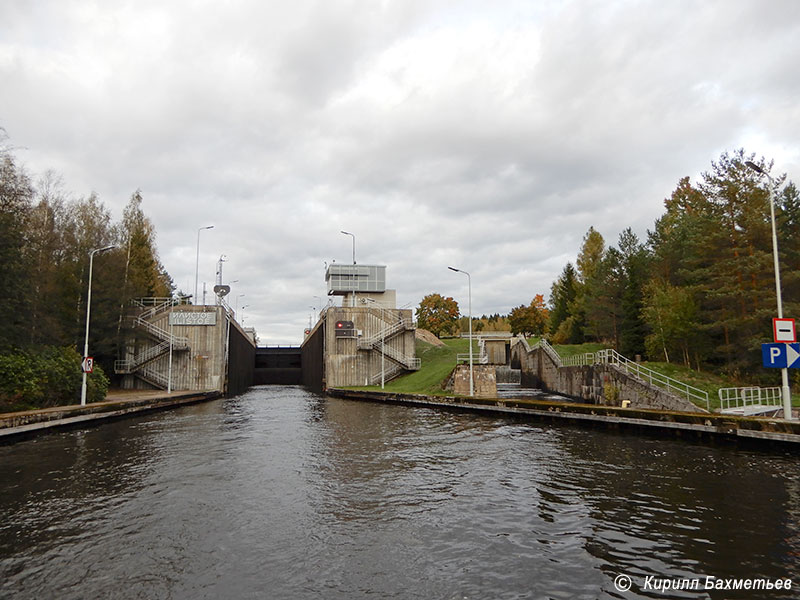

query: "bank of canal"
xmin=329 ymin=388 xmax=800 ymax=446
xmin=1 ymin=385 xmax=799 ymax=600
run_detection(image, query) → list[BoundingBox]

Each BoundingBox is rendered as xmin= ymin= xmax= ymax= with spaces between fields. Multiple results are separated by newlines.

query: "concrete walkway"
xmin=0 ymin=389 xmax=221 ymax=441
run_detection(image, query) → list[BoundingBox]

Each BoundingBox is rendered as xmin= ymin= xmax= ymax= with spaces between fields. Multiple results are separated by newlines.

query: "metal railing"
xmin=137 ymin=364 xmax=170 ymax=389
xmin=133 ymin=316 xmax=189 ymax=348
xmin=718 ymin=387 xmax=781 ymax=413
xmin=114 ymin=340 xmax=170 ymax=373
xmin=522 ymin=340 xmax=709 ymax=411
xmin=370 ymin=363 xmax=404 ymax=385
xmin=597 ymin=349 xmax=708 ymax=411
xmin=132 ymin=297 xmax=180 ymax=320
xmin=374 ymin=340 xmax=421 ymax=370
xmin=457 ymin=352 xmax=489 ymax=365
xmin=357 ymin=317 xmax=414 ymax=348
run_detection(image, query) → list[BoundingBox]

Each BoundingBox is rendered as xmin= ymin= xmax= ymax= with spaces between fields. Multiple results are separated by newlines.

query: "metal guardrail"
xmin=370 ymin=363 xmax=404 ymax=385
xmin=133 ymin=316 xmax=189 ymax=348
xmin=718 ymin=387 xmax=781 ymax=413
xmin=358 ymin=318 xmax=414 ymax=348
xmin=375 ymin=341 xmax=420 ymax=370
xmin=456 ymin=352 xmax=489 ymax=365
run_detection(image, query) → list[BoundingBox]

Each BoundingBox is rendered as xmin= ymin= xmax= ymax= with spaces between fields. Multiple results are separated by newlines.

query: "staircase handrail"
xmin=358 ymin=317 xmax=414 ymax=348
xmin=114 ymin=340 xmax=171 ymax=373
xmin=524 ymin=340 xmax=708 ymax=411
xmin=370 ymin=363 xmax=405 ymax=385
xmin=375 ymin=341 xmax=420 ymax=370
xmin=133 ymin=316 xmax=189 ymax=348
xmin=596 ymin=349 xmax=709 ymax=411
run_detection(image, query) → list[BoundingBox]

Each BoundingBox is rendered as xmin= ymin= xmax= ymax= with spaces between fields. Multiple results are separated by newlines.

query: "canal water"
xmin=1 ymin=386 xmax=799 ymax=600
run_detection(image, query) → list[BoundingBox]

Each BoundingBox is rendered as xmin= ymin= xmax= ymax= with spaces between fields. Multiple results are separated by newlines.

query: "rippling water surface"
xmin=2 ymin=386 xmax=799 ymax=599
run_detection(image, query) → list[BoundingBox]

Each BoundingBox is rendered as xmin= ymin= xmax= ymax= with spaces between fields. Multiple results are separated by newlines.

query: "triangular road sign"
xmin=788 ymin=343 xmax=800 ymax=368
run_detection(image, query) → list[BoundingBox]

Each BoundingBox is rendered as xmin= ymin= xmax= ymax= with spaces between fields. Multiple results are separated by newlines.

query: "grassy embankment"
xmin=350 ymin=337 xmax=800 ymax=411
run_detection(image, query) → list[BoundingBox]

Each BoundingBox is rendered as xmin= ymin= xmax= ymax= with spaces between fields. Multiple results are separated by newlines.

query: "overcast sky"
xmin=2 ymin=0 xmax=799 ymax=344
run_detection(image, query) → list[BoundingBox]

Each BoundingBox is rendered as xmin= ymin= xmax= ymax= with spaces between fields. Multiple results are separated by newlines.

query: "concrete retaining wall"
xmin=453 ymin=365 xmax=497 ymax=398
xmin=511 ymin=339 xmax=703 ymax=413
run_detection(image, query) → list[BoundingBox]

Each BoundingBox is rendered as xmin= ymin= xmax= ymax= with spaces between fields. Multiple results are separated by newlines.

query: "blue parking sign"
xmin=762 ymin=343 xmax=800 ymax=368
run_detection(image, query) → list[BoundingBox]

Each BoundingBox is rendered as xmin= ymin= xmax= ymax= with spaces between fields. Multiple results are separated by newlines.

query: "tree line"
xmin=417 ymin=149 xmax=799 ymax=382
xmin=0 ymin=133 xmax=173 ymax=409
xmin=549 ymin=149 xmax=799 ymax=379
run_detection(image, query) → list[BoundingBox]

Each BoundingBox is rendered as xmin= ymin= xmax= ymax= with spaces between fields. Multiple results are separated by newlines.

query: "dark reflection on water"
xmin=1 ymin=385 xmax=799 ymax=599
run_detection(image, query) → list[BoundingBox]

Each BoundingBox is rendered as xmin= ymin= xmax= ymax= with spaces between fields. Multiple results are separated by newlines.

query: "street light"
xmin=448 ymin=266 xmax=473 ymax=397
xmin=235 ymin=293 xmax=246 ymax=315
xmin=80 ymin=244 xmax=116 ymax=406
xmin=745 ymin=160 xmax=793 ymax=420
xmin=195 ymin=225 xmax=214 ymax=305
xmin=364 ymin=297 xmax=386 ymax=389
xmin=341 ymin=230 xmax=356 ymax=264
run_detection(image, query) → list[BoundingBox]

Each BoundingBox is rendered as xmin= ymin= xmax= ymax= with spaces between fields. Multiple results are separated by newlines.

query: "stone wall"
xmin=511 ymin=339 xmax=705 ymax=413
xmin=453 ymin=365 xmax=497 ymax=398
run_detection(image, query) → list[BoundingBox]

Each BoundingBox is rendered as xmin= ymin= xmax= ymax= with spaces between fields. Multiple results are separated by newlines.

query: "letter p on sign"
xmin=771 ymin=347 xmax=782 ymax=362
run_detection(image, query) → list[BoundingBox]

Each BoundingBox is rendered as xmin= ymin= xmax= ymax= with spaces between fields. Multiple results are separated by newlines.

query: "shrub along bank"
xmin=0 ymin=346 xmax=109 ymax=413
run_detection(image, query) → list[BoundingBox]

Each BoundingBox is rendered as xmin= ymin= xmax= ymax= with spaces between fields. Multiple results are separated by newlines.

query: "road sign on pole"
xmin=81 ymin=356 xmax=94 ymax=373
xmin=762 ymin=343 xmax=800 ymax=369
xmin=773 ymin=318 xmax=797 ymax=343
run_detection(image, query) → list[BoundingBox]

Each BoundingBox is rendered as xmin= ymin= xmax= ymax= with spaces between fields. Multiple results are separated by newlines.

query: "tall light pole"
xmin=195 ymin=225 xmax=214 ymax=305
xmin=449 ymin=266 xmax=473 ymax=397
xmin=236 ymin=293 xmax=246 ymax=315
xmin=341 ymin=230 xmax=356 ymax=264
xmin=745 ymin=161 xmax=793 ymax=420
xmin=81 ymin=245 xmax=116 ymax=406
xmin=364 ymin=297 xmax=385 ymax=389
xmin=313 ymin=295 xmax=322 ymax=320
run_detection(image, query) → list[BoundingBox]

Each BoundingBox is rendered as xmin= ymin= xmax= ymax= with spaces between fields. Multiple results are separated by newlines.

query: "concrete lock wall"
xmin=511 ymin=339 xmax=701 ymax=412
xmin=323 ymin=306 xmax=416 ymax=389
xmin=301 ymin=319 xmax=325 ymax=392
xmin=227 ymin=317 xmax=256 ymax=396
xmin=121 ymin=305 xmax=254 ymax=394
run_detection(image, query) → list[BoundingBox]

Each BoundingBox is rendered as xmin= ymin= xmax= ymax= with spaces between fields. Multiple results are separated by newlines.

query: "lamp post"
xmin=80 ymin=245 xmax=116 ymax=406
xmin=364 ymin=297 xmax=385 ymax=389
xmin=341 ymin=230 xmax=356 ymax=264
xmin=168 ymin=297 xmax=174 ymax=394
xmin=313 ymin=295 xmax=322 ymax=321
xmin=195 ymin=225 xmax=214 ymax=305
xmin=745 ymin=161 xmax=793 ymax=420
xmin=236 ymin=294 xmax=246 ymax=315
xmin=448 ymin=266 xmax=473 ymax=397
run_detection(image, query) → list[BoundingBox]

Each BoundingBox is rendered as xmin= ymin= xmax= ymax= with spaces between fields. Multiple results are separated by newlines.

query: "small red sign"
xmin=773 ymin=318 xmax=797 ymax=343
xmin=81 ymin=357 xmax=94 ymax=373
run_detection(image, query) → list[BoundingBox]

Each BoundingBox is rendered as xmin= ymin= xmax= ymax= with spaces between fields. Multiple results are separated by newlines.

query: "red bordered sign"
xmin=773 ymin=318 xmax=797 ymax=343
xmin=81 ymin=357 xmax=94 ymax=373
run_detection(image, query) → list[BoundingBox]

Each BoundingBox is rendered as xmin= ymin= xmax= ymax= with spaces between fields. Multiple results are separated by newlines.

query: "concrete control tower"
xmin=302 ymin=264 xmax=417 ymax=389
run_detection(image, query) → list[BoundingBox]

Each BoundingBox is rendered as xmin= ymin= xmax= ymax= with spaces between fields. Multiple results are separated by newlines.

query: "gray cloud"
xmin=2 ymin=0 xmax=799 ymax=343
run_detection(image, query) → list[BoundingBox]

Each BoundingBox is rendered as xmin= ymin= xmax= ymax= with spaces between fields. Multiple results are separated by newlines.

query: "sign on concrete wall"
xmin=169 ymin=311 xmax=217 ymax=326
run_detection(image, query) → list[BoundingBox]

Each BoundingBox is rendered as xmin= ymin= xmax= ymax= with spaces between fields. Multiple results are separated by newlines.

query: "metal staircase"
xmin=115 ymin=305 xmax=190 ymax=388
xmin=357 ymin=314 xmax=420 ymax=379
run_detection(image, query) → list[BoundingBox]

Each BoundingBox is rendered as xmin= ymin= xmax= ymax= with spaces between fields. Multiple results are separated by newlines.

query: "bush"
xmin=0 ymin=346 xmax=109 ymax=412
